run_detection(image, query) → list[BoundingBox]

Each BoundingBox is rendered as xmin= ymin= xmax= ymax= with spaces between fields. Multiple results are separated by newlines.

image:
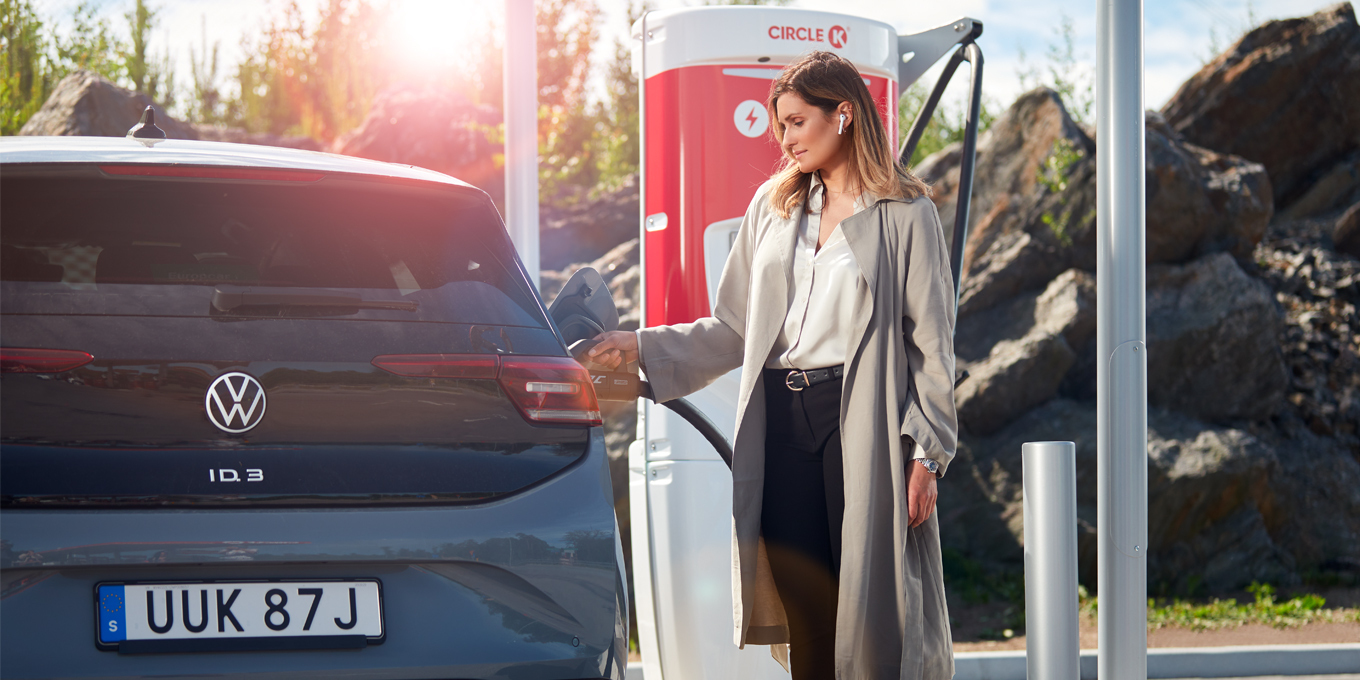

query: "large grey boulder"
xmin=333 ymin=85 xmax=502 ymax=198
xmin=1145 ymin=113 xmax=1274 ymax=263
xmin=954 ymin=269 xmax=1095 ymax=434
xmin=1146 ymin=409 xmax=1297 ymax=592
xmin=19 ymin=70 xmax=198 ymax=139
xmin=1161 ymin=3 xmax=1360 ymax=216
xmin=955 ymin=268 xmax=1097 ymax=363
xmin=917 ymin=89 xmax=1096 ymax=317
xmin=1146 ymin=252 xmax=1289 ymax=422
xmin=947 ymin=397 xmax=1360 ymax=594
xmin=18 ymin=70 xmax=321 ymax=151
xmin=956 ymin=333 xmax=1075 ymax=436
xmin=539 ymin=176 xmax=640 ymax=271
xmin=917 ymin=88 xmax=1093 ymax=264
xmin=1335 ymin=201 xmax=1360 ymax=259
xmin=920 ymin=90 xmax=1273 ymax=320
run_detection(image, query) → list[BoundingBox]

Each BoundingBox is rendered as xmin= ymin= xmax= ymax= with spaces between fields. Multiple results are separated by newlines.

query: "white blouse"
xmin=765 ymin=174 xmax=867 ymax=370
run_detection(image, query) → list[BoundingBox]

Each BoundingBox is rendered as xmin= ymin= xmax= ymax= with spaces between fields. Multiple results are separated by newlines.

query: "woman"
xmin=589 ymin=51 xmax=957 ymax=679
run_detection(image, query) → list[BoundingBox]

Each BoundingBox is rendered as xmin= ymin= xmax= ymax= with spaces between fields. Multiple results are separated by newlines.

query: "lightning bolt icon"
xmin=746 ymin=108 xmax=760 ymax=130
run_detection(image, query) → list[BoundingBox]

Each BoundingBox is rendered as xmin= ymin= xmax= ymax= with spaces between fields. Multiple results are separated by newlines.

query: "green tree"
xmin=1016 ymin=12 xmax=1091 ymax=126
xmin=123 ymin=0 xmax=152 ymax=92
xmin=51 ymin=1 xmax=125 ymax=83
xmin=535 ymin=0 xmax=603 ymax=199
xmin=188 ymin=16 xmax=224 ymax=124
xmin=898 ymin=82 xmax=997 ymax=169
xmin=229 ymin=0 xmax=391 ymax=141
xmin=1 ymin=0 xmax=54 ymax=134
xmin=587 ymin=0 xmax=647 ymax=195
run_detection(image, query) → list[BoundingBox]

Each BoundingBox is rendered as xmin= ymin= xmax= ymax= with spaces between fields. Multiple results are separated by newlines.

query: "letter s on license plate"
xmin=95 ymin=580 xmax=383 ymax=653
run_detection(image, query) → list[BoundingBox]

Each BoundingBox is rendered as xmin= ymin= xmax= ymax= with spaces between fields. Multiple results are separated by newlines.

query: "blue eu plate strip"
xmin=98 ymin=585 xmax=127 ymax=642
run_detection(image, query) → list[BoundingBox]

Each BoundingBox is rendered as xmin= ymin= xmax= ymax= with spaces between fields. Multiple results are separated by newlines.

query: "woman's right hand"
xmin=587 ymin=331 xmax=638 ymax=371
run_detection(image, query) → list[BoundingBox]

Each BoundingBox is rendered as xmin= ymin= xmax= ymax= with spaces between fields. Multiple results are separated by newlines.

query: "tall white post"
xmin=504 ymin=0 xmax=540 ymax=289
xmin=1023 ymin=441 xmax=1080 ymax=680
xmin=1096 ymin=0 xmax=1148 ymax=677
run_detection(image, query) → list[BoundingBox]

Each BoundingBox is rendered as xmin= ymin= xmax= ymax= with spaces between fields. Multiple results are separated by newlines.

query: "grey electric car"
xmin=0 ymin=134 xmax=628 ymax=679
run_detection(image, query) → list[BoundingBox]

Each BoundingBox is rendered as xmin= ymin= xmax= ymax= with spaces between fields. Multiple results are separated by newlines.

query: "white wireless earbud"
xmin=838 ymin=114 xmax=846 ymax=135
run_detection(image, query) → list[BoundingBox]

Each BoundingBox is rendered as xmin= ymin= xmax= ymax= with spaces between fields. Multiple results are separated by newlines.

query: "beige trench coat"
xmin=638 ymin=179 xmax=958 ymax=679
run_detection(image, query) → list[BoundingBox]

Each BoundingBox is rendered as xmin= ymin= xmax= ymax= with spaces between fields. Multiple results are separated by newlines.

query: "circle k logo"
xmin=767 ymin=24 xmax=849 ymax=49
xmin=829 ymin=25 xmax=848 ymax=49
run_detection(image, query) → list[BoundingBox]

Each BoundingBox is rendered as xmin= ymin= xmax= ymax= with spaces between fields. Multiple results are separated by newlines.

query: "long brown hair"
xmin=766 ymin=51 xmax=930 ymax=218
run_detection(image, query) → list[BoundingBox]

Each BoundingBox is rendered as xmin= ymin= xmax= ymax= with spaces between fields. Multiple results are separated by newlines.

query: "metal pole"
xmin=504 ymin=0 xmax=539 ymax=289
xmin=1023 ymin=441 xmax=1080 ymax=680
xmin=1096 ymin=0 xmax=1148 ymax=676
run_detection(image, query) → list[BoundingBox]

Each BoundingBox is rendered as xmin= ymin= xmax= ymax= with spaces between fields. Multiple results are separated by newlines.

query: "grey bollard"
xmin=1023 ymin=441 xmax=1080 ymax=680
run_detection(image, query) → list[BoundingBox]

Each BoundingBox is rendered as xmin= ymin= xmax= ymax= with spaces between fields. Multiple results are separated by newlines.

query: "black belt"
xmin=783 ymin=365 xmax=844 ymax=391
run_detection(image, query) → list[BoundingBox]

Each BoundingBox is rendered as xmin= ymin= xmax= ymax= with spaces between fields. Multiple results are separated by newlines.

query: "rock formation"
xmin=896 ymin=3 xmax=1360 ymax=595
xmin=18 ymin=70 xmax=321 ymax=150
xmin=332 ymin=86 xmax=502 ymax=199
xmin=1161 ymin=2 xmax=1360 ymax=216
xmin=1146 ymin=252 xmax=1289 ymax=422
xmin=19 ymin=70 xmax=198 ymax=139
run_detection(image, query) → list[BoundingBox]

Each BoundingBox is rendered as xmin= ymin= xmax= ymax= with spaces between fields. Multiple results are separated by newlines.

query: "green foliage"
xmin=588 ymin=10 xmax=641 ymax=195
xmin=941 ymin=548 xmax=1026 ymax=636
xmin=1037 ymin=137 xmax=1087 ymax=246
xmin=1016 ymin=12 xmax=1092 ymax=127
xmin=1081 ymin=581 xmax=1359 ymax=632
xmin=188 ymin=18 xmax=225 ymax=124
xmin=536 ymin=0 xmax=604 ymax=200
xmin=228 ymin=0 xmax=391 ymax=140
xmin=1 ymin=0 xmax=54 ymax=134
xmin=2 ymin=0 xmax=175 ymax=134
xmin=897 ymin=82 xmax=997 ymax=170
xmin=1203 ymin=0 xmax=1259 ymax=65
xmin=51 ymin=1 xmax=126 ymax=84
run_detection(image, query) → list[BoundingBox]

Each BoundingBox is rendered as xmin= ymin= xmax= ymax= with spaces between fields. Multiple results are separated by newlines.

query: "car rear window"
xmin=0 ymin=170 xmax=546 ymax=327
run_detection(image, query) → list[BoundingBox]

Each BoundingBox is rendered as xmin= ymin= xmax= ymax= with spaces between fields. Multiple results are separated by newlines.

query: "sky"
xmin=33 ymin=0 xmax=1346 ymax=116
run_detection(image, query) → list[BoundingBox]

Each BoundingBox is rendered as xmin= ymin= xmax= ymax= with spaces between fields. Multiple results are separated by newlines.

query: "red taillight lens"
xmin=370 ymin=353 xmax=601 ymax=426
xmin=371 ymin=354 xmax=498 ymax=379
xmin=99 ymin=165 xmax=325 ymax=182
xmin=0 ymin=348 xmax=95 ymax=373
xmin=498 ymin=357 xmax=602 ymax=426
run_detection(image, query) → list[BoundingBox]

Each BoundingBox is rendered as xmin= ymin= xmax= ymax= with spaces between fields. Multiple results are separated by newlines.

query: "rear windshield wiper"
xmin=211 ymin=286 xmax=418 ymax=316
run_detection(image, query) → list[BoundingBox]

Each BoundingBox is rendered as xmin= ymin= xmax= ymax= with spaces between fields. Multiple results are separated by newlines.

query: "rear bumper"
xmin=0 ymin=428 xmax=626 ymax=680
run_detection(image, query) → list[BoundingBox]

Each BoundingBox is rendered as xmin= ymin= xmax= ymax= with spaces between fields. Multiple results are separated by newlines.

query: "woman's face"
xmin=776 ymin=92 xmax=849 ymax=174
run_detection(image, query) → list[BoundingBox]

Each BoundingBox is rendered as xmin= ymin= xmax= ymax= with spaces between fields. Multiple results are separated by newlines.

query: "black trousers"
xmin=761 ymin=368 xmax=845 ymax=680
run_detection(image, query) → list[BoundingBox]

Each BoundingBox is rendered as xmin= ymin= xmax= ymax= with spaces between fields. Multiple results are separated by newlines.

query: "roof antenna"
xmin=126 ymin=106 xmax=166 ymax=139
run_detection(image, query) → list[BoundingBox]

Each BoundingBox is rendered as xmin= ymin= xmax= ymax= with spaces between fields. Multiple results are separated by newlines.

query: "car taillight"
xmin=1 ymin=348 xmax=95 ymax=373
xmin=371 ymin=354 xmax=602 ymax=426
xmin=372 ymin=354 xmax=498 ymax=379
xmin=498 ymin=357 xmax=602 ymax=426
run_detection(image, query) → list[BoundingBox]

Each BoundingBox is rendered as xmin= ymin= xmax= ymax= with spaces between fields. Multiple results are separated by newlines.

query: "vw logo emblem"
xmin=205 ymin=372 xmax=267 ymax=433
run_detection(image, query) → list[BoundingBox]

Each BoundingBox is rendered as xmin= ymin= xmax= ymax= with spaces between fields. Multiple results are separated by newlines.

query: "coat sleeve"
xmin=637 ymin=185 xmax=764 ymax=403
xmin=899 ymin=200 xmax=959 ymax=477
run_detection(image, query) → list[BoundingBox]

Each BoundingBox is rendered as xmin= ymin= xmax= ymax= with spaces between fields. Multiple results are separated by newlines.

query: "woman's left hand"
xmin=907 ymin=461 xmax=938 ymax=528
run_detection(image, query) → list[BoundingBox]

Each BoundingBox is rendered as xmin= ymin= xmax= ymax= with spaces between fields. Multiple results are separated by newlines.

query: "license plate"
xmin=95 ymin=580 xmax=384 ymax=653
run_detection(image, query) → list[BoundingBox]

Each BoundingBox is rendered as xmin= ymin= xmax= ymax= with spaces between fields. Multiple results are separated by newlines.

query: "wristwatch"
xmin=915 ymin=458 xmax=940 ymax=476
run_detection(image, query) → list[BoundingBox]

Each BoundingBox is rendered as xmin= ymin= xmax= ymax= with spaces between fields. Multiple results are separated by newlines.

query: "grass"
xmin=1078 ymin=582 xmax=1360 ymax=632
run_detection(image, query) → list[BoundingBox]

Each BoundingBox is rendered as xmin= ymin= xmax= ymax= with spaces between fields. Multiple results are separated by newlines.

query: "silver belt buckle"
xmin=785 ymin=370 xmax=808 ymax=391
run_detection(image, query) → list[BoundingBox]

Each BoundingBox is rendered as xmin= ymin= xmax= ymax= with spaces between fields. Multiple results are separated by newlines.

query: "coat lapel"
xmin=748 ymin=201 xmax=804 ymax=372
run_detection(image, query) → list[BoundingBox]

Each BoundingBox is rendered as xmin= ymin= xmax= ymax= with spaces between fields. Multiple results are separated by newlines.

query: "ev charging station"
xmin=627 ymin=8 xmax=984 ymax=678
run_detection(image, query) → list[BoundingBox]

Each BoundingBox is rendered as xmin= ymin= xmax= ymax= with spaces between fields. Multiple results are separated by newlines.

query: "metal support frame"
xmin=897 ymin=33 xmax=984 ymax=308
xmin=504 ymin=0 xmax=539 ymax=290
xmin=1023 ymin=441 xmax=1080 ymax=679
xmin=1096 ymin=0 xmax=1149 ymax=676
